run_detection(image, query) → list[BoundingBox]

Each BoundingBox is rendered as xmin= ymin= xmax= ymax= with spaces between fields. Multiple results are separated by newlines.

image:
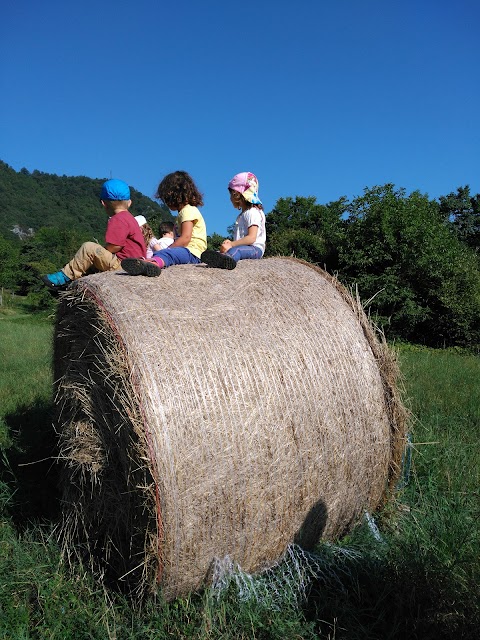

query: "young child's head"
xmin=100 ymin=179 xmax=131 ymax=212
xmin=159 ymin=221 xmax=175 ymax=237
xmin=155 ymin=171 xmax=204 ymax=211
xmin=228 ymin=172 xmax=263 ymax=211
xmin=135 ymin=215 xmax=155 ymax=244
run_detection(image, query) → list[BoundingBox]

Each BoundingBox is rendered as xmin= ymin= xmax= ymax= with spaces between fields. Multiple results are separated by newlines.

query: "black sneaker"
xmin=121 ymin=258 xmax=162 ymax=277
xmin=201 ymin=250 xmax=236 ymax=270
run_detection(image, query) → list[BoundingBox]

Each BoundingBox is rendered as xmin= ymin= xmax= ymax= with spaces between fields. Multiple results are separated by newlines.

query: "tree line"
xmin=0 ymin=162 xmax=479 ymax=348
xmin=262 ymin=184 xmax=479 ymax=348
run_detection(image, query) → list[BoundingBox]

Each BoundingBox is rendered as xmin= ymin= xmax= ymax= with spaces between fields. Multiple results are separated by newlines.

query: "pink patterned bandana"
xmin=228 ymin=172 xmax=262 ymax=205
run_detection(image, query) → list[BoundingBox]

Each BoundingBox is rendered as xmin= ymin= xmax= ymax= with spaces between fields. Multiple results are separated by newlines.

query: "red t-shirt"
xmin=105 ymin=210 xmax=146 ymax=260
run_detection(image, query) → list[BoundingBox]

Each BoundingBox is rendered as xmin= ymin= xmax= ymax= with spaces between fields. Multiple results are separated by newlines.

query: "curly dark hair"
xmin=155 ymin=171 xmax=204 ymax=210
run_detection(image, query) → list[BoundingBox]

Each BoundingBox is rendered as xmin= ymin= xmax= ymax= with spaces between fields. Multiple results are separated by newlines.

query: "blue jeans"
xmin=226 ymin=245 xmax=263 ymax=263
xmin=152 ymin=247 xmax=201 ymax=267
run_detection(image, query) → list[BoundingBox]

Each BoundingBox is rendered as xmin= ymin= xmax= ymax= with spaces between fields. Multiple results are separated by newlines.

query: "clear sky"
xmin=1 ymin=0 xmax=479 ymax=235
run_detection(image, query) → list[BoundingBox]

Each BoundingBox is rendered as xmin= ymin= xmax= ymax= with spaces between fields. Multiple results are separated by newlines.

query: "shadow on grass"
xmin=303 ymin=548 xmax=479 ymax=640
xmin=0 ymin=399 xmax=61 ymax=527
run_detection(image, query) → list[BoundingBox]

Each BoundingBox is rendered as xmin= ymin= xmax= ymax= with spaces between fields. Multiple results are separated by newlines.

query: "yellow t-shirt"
xmin=175 ymin=204 xmax=207 ymax=259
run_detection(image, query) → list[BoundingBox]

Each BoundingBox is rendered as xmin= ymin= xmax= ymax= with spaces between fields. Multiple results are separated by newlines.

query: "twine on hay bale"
xmin=53 ymin=256 xmax=407 ymax=600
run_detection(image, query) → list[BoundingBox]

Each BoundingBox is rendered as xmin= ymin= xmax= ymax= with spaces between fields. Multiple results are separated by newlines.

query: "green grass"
xmin=0 ymin=303 xmax=479 ymax=639
xmin=0 ymin=302 xmax=53 ymax=448
xmin=304 ymin=346 xmax=480 ymax=639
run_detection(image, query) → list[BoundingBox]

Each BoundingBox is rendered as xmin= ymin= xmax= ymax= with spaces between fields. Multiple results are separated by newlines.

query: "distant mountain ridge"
xmin=0 ymin=160 xmax=172 ymax=241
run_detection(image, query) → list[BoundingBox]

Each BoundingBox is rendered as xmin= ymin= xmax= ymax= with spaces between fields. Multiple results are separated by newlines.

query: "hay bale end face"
xmin=54 ymin=257 xmax=407 ymax=599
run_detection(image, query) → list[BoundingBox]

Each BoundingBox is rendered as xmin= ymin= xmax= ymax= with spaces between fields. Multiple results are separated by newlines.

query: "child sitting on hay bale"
xmin=201 ymin=172 xmax=266 ymax=270
xmin=156 ymin=221 xmax=175 ymax=250
xmin=42 ymin=179 xmax=146 ymax=291
xmin=121 ymin=171 xmax=207 ymax=277
xmin=135 ymin=217 xmax=174 ymax=258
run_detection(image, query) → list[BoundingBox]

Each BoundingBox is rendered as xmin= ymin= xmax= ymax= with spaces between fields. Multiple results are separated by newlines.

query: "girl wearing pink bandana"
xmin=201 ymin=172 xmax=266 ymax=270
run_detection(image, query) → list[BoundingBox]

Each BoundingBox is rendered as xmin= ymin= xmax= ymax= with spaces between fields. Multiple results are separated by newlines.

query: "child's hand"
xmin=220 ymin=240 xmax=232 ymax=253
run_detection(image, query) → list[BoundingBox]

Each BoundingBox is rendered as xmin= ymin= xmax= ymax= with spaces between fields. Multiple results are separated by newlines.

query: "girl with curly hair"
xmin=122 ymin=171 xmax=207 ymax=277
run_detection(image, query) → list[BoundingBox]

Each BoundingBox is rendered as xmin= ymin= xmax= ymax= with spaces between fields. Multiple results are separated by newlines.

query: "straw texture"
xmin=54 ymin=257 xmax=407 ymax=599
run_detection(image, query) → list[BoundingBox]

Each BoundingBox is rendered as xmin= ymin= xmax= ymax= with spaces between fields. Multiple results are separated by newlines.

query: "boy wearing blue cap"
xmin=42 ymin=179 xmax=146 ymax=290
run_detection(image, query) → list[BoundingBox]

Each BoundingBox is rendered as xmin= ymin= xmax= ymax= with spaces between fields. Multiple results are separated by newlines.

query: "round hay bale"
xmin=54 ymin=256 xmax=407 ymax=600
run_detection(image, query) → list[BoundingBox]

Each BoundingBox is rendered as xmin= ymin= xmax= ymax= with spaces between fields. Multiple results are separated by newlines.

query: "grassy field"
xmin=0 ymin=303 xmax=53 ymax=444
xmin=0 ymin=301 xmax=479 ymax=639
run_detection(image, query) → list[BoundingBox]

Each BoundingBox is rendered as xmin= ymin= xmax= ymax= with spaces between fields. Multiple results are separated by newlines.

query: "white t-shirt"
xmin=147 ymin=236 xmax=174 ymax=258
xmin=234 ymin=206 xmax=266 ymax=255
xmin=157 ymin=236 xmax=174 ymax=250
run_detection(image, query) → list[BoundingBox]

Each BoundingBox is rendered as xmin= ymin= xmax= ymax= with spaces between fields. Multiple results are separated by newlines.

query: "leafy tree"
xmin=0 ymin=234 xmax=20 ymax=289
xmin=16 ymin=227 xmax=90 ymax=295
xmin=266 ymin=228 xmax=328 ymax=264
xmin=206 ymin=233 xmax=225 ymax=251
xmin=339 ymin=184 xmax=480 ymax=347
xmin=439 ymin=185 xmax=480 ymax=252
xmin=265 ymin=196 xmax=346 ymax=269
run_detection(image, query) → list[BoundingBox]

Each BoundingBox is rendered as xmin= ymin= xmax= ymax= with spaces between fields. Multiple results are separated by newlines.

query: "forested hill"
xmin=0 ymin=161 xmax=172 ymax=241
xmin=1 ymin=159 xmax=479 ymax=348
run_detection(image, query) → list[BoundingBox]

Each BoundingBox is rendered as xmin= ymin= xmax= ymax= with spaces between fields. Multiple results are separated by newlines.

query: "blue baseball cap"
xmin=101 ymin=179 xmax=131 ymax=201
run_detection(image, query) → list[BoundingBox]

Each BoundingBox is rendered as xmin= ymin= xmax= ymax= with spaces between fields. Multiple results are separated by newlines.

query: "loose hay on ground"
xmin=54 ymin=257 xmax=407 ymax=600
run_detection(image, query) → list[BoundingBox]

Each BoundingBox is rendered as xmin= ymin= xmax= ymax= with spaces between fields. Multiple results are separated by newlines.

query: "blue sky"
xmin=1 ymin=0 xmax=479 ymax=235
